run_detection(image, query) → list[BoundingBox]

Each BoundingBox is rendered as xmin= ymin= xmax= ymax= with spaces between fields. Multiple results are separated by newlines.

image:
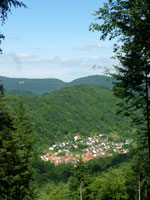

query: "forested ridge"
xmin=1 ymin=0 xmax=150 ymax=199
xmin=3 ymin=84 xmax=142 ymax=200
xmin=1 ymin=83 xmax=149 ymax=200
xmin=0 ymin=75 xmax=113 ymax=95
xmin=8 ymin=85 xmax=133 ymax=148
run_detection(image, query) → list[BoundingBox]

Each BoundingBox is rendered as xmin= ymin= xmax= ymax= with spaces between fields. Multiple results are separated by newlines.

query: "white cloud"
xmin=0 ymin=51 xmax=117 ymax=81
xmin=91 ymin=56 xmax=101 ymax=60
xmin=16 ymin=53 xmax=31 ymax=58
xmin=73 ymin=43 xmax=105 ymax=51
xmin=6 ymin=54 xmax=71 ymax=65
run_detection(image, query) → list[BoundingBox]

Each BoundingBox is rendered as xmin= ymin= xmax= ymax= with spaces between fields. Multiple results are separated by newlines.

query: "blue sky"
xmin=0 ymin=0 xmax=117 ymax=81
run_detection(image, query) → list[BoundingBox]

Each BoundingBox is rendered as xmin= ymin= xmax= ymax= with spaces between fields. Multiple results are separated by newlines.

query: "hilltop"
xmin=0 ymin=75 xmax=113 ymax=95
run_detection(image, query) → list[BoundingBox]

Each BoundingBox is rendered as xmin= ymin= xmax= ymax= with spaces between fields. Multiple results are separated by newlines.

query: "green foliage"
xmin=90 ymin=0 xmax=150 ymax=153
xmin=0 ymin=76 xmax=66 ymax=95
xmin=33 ymin=139 xmax=144 ymax=200
xmin=12 ymin=98 xmax=35 ymax=199
xmin=35 ymin=152 xmax=150 ymax=200
xmin=89 ymin=169 xmax=128 ymax=200
xmin=0 ymin=85 xmax=16 ymax=200
xmin=69 ymin=158 xmax=91 ymax=200
xmin=0 ymin=75 xmax=113 ymax=95
xmin=0 ymin=90 xmax=35 ymax=199
xmin=7 ymin=89 xmax=37 ymax=97
xmin=34 ymin=158 xmax=73 ymax=185
xmin=89 ymin=2 xmax=150 ymax=198
xmin=9 ymin=85 xmax=132 ymax=147
xmin=68 ymin=75 xmax=113 ymax=88
xmin=37 ymin=184 xmax=70 ymax=200
xmin=85 ymin=152 xmax=133 ymax=175
xmin=130 ymin=150 xmax=150 ymax=199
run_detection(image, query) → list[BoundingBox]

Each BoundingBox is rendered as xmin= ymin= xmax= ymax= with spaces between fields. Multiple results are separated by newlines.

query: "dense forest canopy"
xmin=8 ymin=85 xmax=133 ymax=148
xmin=0 ymin=75 xmax=113 ymax=95
xmin=1 ymin=0 xmax=150 ymax=199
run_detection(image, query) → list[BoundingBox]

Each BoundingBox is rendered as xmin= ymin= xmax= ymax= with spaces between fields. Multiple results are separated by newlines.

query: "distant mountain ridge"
xmin=0 ymin=75 xmax=113 ymax=95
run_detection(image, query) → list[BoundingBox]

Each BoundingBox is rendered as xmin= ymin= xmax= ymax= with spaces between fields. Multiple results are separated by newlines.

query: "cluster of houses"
xmin=41 ymin=134 xmax=132 ymax=166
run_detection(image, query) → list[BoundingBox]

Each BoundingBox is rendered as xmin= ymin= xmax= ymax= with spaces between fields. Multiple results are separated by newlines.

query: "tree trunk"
xmin=139 ymin=180 xmax=141 ymax=200
xmin=145 ymin=71 xmax=150 ymax=157
xmin=80 ymin=182 xmax=82 ymax=200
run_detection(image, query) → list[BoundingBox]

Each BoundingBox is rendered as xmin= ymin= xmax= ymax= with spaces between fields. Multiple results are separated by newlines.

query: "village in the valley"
xmin=41 ymin=134 xmax=132 ymax=166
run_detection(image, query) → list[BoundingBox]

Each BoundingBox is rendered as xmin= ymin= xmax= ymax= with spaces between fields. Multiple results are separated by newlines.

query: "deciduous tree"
xmin=89 ymin=169 xmax=128 ymax=200
xmin=131 ymin=150 xmax=150 ymax=200
xmin=90 ymin=0 xmax=150 ymax=154
xmin=69 ymin=158 xmax=91 ymax=200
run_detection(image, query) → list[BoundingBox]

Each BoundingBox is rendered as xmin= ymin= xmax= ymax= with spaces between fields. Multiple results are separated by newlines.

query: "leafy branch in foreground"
xmin=90 ymin=0 xmax=150 ymax=155
xmin=0 ymin=0 xmax=27 ymax=53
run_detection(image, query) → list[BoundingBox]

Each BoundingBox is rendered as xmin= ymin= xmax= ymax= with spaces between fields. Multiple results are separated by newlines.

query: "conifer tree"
xmin=1 ymin=1 xmax=33 ymax=198
xmin=0 ymin=90 xmax=35 ymax=199
xmin=0 ymin=84 xmax=17 ymax=199
xmin=11 ymin=98 xmax=35 ymax=200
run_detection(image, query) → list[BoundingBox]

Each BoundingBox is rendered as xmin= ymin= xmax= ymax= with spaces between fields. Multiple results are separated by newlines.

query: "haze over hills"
xmin=0 ymin=75 xmax=113 ymax=95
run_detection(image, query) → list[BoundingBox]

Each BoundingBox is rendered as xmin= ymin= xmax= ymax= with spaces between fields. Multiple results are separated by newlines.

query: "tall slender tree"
xmin=11 ymin=98 xmax=35 ymax=200
xmin=0 ymin=85 xmax=16 ymax=200
xmin=90 ymin=0 xmax=150 ymax=154
xmin=0 ymin=89 xmax=35 ymax=199
xmin=69 ymin=158 xmax=90 ymax=200
xmin=131 ymin=150 xmax=150 ymax=200
xmin=0 ymin=2 xmax=35 ymax=198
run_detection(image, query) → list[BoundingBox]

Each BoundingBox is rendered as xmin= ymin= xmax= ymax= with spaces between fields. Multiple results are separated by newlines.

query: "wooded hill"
xmin=9 ymin=85 xmax=133 ymax=148
xmin=1 ymin=75 xmax=113 ymax=95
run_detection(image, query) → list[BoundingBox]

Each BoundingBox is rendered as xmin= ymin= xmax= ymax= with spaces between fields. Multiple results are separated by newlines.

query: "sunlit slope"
xmin=17 ymin=85 xmax=131 ymax=147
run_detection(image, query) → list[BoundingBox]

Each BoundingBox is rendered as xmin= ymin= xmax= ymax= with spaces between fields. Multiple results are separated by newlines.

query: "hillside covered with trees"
xmin=9 ymin=85 xmax=133 ymax=148
xmin=1 ymin=0 xmax=150 ymax=199
xmin=0 ymin=75 xmax=113 ymax=95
